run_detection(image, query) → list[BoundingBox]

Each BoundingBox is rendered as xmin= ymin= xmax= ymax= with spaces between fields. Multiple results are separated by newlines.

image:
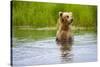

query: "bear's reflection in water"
xmin=56 ymin=41 xmax=73 ymax=63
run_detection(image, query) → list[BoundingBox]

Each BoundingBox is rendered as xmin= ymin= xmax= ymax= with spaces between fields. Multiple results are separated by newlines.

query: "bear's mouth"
xmin=69 ymin=19 xmax=73 ymax=24
xmin=67 ymin=20 xmax=73 ymax=25
xmin=71 ymin=19 xmax=73 ymax=22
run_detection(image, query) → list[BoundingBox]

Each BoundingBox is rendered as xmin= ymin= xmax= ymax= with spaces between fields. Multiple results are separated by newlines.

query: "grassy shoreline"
xmin=13 ymin=26 xmax=96 ymax=40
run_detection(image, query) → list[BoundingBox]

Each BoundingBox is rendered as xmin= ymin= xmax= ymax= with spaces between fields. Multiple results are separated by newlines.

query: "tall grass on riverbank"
xmin=12 ymin=1 xmax=97 ymax=28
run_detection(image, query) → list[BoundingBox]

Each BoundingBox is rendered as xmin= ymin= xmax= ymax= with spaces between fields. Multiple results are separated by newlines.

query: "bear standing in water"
xmin=56 ymin=12 xmax=73 ymax=44
xmin=56 ymin=12 xmax=73 ymax=57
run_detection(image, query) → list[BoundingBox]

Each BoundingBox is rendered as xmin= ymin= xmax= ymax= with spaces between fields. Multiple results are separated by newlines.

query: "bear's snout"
xmin=71 ymin=18 xmax=73 ymax=22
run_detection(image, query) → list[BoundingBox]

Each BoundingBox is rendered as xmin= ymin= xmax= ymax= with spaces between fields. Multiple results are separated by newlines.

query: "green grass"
xmin=13 ymin=26 xmax=96 ymax=41
xmin=13 ymin=27 xmax=56 ymax=40
xmin=12 ymin=1 xmax=97 ymax=28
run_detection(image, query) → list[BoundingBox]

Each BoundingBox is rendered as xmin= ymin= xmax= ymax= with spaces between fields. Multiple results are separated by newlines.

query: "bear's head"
xmin=59 ymin=12 xmax=73 ymax=25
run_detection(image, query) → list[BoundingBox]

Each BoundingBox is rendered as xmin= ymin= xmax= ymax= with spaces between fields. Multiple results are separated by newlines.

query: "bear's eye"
xmin=66 ymin=16 xmax=69 ymax=18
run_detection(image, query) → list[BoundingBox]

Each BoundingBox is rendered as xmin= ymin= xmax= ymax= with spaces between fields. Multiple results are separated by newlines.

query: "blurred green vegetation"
xmin=12 ymin=1 xmax=97 ymax=28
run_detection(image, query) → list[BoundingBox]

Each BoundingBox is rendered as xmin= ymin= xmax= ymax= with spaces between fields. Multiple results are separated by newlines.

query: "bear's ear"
xmin=59 ymin=12 xmax=63 ymax=17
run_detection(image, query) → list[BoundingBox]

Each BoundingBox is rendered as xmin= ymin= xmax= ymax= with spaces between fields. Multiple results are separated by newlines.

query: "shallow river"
xmin=12 ymin=34 xmax=97 ymax=66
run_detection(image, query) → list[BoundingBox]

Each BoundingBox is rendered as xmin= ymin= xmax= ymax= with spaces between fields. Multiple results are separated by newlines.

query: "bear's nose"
xmin=71 ymin=19 xmax=73 ymax=22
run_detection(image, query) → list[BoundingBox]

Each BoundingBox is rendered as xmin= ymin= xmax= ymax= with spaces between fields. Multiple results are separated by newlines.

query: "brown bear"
xmin=56 ymin=12 xmax=73 ymax=57
xmin=56 ymin=11 xmax=73 ymax=44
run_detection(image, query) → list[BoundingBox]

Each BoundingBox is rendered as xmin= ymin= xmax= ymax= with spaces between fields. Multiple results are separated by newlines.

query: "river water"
xmin=12 ymin=33 xmax=97 ymax=66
